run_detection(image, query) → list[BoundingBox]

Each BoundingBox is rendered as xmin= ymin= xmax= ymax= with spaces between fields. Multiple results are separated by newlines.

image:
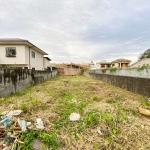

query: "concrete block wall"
xmin=64 ymin=68 xmax=81 ymax=75
xmin=0 ymin=68 xmax=58 ymax=97
xmin=89 ymin=67 xmax=150 ymax=78
xmin=85 ymin=71 xmax=150 ymax=97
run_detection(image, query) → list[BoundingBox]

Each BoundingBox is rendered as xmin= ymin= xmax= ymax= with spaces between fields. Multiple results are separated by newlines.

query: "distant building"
xmin=96 ymin=58 xmax=131 ymax=69
xmin=0 ymin=38 xmax=50 ymax=70
xmin=130 ymin=58 xmax=150 ymax=68
xmin=111 ymin=58 xmax=131 ymax=68
xmin=96 ymin=60 xmax=111 ymax=69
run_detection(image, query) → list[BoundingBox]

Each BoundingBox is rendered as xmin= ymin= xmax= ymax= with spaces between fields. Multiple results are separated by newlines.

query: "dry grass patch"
xmin=0 ymin=75 xmax=150 ymax=149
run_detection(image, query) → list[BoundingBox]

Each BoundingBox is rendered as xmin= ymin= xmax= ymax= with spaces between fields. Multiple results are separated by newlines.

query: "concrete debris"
xmin=69 ymin=113 xmax=80 ymax=121
xmin=138 ymin=107 xmax=150 ymax=117
xmin=32 ymin=139 xmax=46 ymax=150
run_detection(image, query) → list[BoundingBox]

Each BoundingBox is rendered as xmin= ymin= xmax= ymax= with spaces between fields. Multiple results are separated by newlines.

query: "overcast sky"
xmin=0 ymin=0 xmax=150 ymax=64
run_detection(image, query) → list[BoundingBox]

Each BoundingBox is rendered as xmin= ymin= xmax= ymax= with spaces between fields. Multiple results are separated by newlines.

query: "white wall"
xmin=96 ymin=64 xmax=100 ymax=69
xmin=0 ymin=45 xmax=26 ymax=65
xmin=111 ymin=63 xmax=119 ymax=68
xmin=130 ymin=58 xmax=150 ymax=68
xmin=0 ymin=45 xmax=45 ymax=70
xmin=30 ymin=48 xmax=44 ymax=70
xmin=43 ymin=58 xmax=50 ymax=69
xmin=90 ymin=68 xmax=150 ymax=78
xmin=25 ymin=45 xmax=29 ymax=68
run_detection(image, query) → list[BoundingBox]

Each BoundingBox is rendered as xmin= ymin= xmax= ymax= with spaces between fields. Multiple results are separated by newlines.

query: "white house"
xmin=43 ymin=57 xmax=51 ymax=70
xmin=111 ymin=58 xmax=131 ymax=68
xmin=0 ymin=38 xmax=51 ymax=70
xmin=96 ymin=60 xmax=111 ymax=69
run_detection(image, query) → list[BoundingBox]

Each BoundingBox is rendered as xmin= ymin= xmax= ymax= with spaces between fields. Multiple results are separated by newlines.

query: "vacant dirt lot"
xmin=0 ymin=75 xmax=150 ymax=150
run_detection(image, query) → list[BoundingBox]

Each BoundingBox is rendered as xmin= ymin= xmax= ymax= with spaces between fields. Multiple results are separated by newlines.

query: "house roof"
xmin=96 ymin=62 xmax=111 ymax=65
xmin=0 ymin=38 xmax=48 ymax=55
xmin=44 ymin=57 xmax=51 ymax=61
xmin=111 ymin=58 xmax=131 ymax=63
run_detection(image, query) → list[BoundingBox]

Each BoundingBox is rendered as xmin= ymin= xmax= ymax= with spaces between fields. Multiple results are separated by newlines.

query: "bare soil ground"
xmin=0 ymin=75 xmax=150 ymax=150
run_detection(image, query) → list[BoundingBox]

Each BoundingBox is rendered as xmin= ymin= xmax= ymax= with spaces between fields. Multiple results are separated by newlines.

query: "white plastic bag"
xmin=36 ymin=118 xmax=44 ymax=130
xmin=69 ymin=113 xmax=80 ymax=121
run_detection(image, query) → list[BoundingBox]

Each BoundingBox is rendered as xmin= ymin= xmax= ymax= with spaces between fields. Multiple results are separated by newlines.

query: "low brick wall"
xmin=0 ymin=68 xmax=58 ymax=97
xmin=85 ymin=72 xmax=150 ymax=97
xmin=64 ymin=68 xmax=81 ymax=75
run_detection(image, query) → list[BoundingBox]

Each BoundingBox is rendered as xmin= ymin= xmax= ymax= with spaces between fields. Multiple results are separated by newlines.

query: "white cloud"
xmin=0 ymin=0 xmax=150 ymax=63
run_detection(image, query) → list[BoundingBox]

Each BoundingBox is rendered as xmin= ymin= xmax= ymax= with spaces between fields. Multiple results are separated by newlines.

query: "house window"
xmin=31 ymin=51 xmax=35 ymax=58
xmin=6 ymin=47 xmax=16 ymax=57
xmin=101 ymin=65 xmax=105 ymax=68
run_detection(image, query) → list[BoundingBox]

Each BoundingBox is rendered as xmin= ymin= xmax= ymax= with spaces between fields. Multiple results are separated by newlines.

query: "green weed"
xmin=138 ymin=98 xmax=150 ymax=106
xmin=12 ymin=91 xmax=26 ymax=97
xmin=85 ymin=109 xmax=100 ymax=127
xmin=20 ymin=130 xmax=58 ymax=150
xmin=109 ymin=68 xmax=117 ymax=72
xmin=107 ymin=98 xmax=116 ymax=104
xmin=92 ymin=95 xmax=102 ymax=102
xmin=101 ymin=111 xmax=114 ymax=125
xmin=129 ymin=108 xmax=138 ymax=116
xmin=21 ymin=103 xmax=28 ymax=113
xmin=39 ymin=132 xmax=58 ymax=149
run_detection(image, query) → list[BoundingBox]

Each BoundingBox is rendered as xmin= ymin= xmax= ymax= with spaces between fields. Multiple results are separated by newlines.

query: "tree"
xmin=139 ymin=48 xmax=150 ymax=60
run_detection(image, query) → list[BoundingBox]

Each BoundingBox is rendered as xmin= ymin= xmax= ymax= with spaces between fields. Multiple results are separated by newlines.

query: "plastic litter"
xmin=36 ymin=118 xmax=44 ymax=130
xmin=147 ymin=98 xmax=150 ymax=102
xmin=0 ymin=118 xmax=11 ymax=129
xmin=32 ymin=139 xmax=46 ymax=150
xmin=2 ymin=110 xmax=22 ymax=119
xmin=27 ymin=122 xmax=32 ymax=127
xmin=4 ymin=136 xmax=16 ymax=143
xmin=3 ymin=146 xmax=11 ymax=150
xmin=97 ymin=127 xmax=103 ymax=135
xmin=71 ymin=99 xmax=77 ymax=103
xmin=69 ymin=113 xmax=80 ymax=121
xmin=18 ymin=118 xmax=28 ymax=133
xmin=12 ymin=110 xmax=23 ymax=116
xmin=138 ymin=107 xmax=150 ymax=117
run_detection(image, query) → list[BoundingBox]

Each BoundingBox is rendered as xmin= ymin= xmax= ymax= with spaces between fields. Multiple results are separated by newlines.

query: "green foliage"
xmin=139 ymin=49 xmax=150 ymax=60
xmin=107 ymin=95 xmax=121 ymax=104
xmin=107 ymin=98 xmax=117 ymax=104
xmin=0 ymin=97 xmax=6 ymax=104
xmin=20 ymin=129 xmax=39 ymax=150
xmin=20 ymin=130 xmax=58 ymax=150
xmin=129 ymin=108 xmax=138 ymax=116
xmin=92 ymin=95 xmax=102 ymax=102
xmin=137 ymin=64 xmax=149 ymax=71
xmin=109 ymin=68 xmax=117 ymax=72
xmin=39 ymin=132 xmax=58 ymax=149
xmin=138 ymin=98 xmax=150 ymax=106
xmin=81 ymin=68 xmax=88 ymax=75
xmin=112 ymin=128 xmax=118 ymax=134
xmin=85 ymin=109 xmax=100 ymax=127
xmin=12 ymin=91 xmax=26 ymax=97
xmin=101 ymin=69 xmax=107 ymax=74
xmin=100 ymin=111 xmax=114 ymax=125
xmin=21 ymin=103 xmax=28 ymax=113
xmin=53 ymin=97 xmax=88 ymax=130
